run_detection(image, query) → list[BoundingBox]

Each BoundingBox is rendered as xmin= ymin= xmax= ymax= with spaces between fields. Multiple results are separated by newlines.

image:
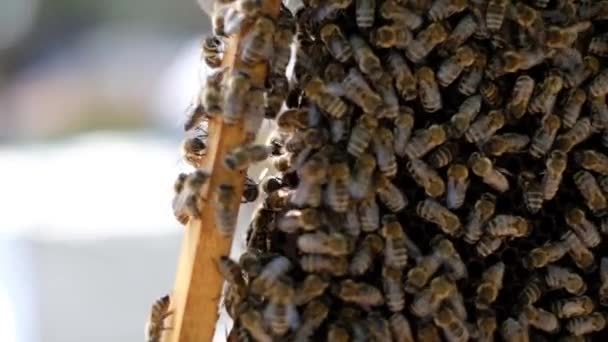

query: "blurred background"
xmin=0 ymin=1 xmax=264 ymax=341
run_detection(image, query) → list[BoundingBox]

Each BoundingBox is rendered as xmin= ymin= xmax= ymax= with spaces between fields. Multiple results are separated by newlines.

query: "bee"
xmin=180 ymin=170 xmax=212 ymax=221
xmin=551 ymin=296 xmax=595 ymax=319
xmin=215 ymin=183 xmax=238 ymax=237
xmin=201 ymin=68 xmax=226 ymax=116
xmin=276 ymin=109 xmax=308 ymax=133
xmin=380 ymin=0 xmax=423 ymax=30
xmin=427 ymin=142 xmax=458 ymax=169
xmin=575 ymin=150 xmax=608 ymax=176
xmin=326 ymin=162 xmax=350 ymax=213
xmin=319 ymin=24 xmax=352 ymax=63
xmin=367 ymin=312 xmax=393 ymax=341
xmin=240 ymin=15 xmax=275 ymax=65
xmin=240 ymin=307 xmax=273 ymax=342
xmin=562 ymin=231 xmax=595 ymax=271
xmin=349 ymin=153 xmax=376 ymax=200
xmin=349 ymin=233 xmax=383 ymax=276
xmin=336 ymin=279 xmax=384 ymax=308
xmin=346 ymin=115 xmax=378 ymax=159
xmin=341 ymin=68 xmax=383 ymax=114
xmin=436 ymin=46 xmax=476 ymax=87
xmin=567 ymin=56 xmax=601 ymax=89
xmin=201 ymin=35 xmax=223 ymax=68
xmin=294 ymin=274 xmax=329 ymax=306
xmin=542 ymin=150 xmax=567 ymax=200
xmin=243 ymin=88 xmax=266 ymax=143
xmin=545 ymin=21 xmax=592 ymax=49
xmin=181 ymin=134 xmax=207 ymax=169
xmin=223 ymin=72 xmax=251 ymax=124
xmin=449 ymin=95 xmax=482 ymax=138
xmin=410 ymin=276 xmax=455 ymax=318
xmin=303 ymin=77 xmax=348 ymax=119
xmin=434 ymin=238 xmax=467 ymax=280
xmin=355 ymin=0 xmax=375 ymax=29
xmin=184 ymin=101 xmax=206 ymax=132
xmin=386 ymin=52 xmax=417 ymax=101
xmin=446 ymin=163 xmax=469 ymax=210
xmin=560 ymin=89 xmax=586 ymax=129
xmin=479 ymin=81 xmax=504 ymax=108
xmin=381 ymin=215 xmax=409 ymax=269
xmin=502 ymin=48 xmax=548 ymax=75
xmin=500 ymin=318 xmax=529 ymax=342
xmin=376 ymin=175 xmax=409 ymax=212
xmin=358 ymin=195 xmax=380 ymax=232
xmin=271 ymin=13 xmax=295 ymax=76
xmin=294 ymin=299 xmax=329 ymax=341
xmin=405 ymin=22 xmax=448 ymax=63
xmin=324 ymin=63 xmax=346 ymax=85
xmin=464 ymin=193 xmax=496 ymax=244
xmin=291 ymin=154 xmax=328 ymax=208
xmin=146 ymin=295 xmax=172 ymax=342
xmin=263 ymin=279 xmax=299 ymax=336
xmin=476 ymin=311 xmax=498 ymax=342
xmin=434 ymin=306 xmax=470 ymax=342
xmin=344 ymin=203 xmax=362 ymax=238
xmin=389 ymin=313 xmax=415 ymax=342
xmin=218 ymin=256 xmax=246 ymax=292
xmin=327 ymin=323 xmax=350 ymax=342
xmin=469 ymin=152 xmax=510 ymax=193
xmin=486 ymin=215 xmax=529 ymax=238
xmin=369 ymin=24 xmax=412 ymax=49
xmin=565 ymin=207 xmax=602 ymax=248
xmin=464 ymin=110 xmax=505 ymax=144
xmin=407 ymin=158 xmax=446 ymax=198
xmin=416 ymin=67 xmax=442 ymax=113
xmin=590 ymin=95 xmax=608 ymax=131
xmin=529 ymin=114 xmax=561 ymax=158
xmin=394 ymin=107 xmax=415 ymax=157
xmin=300 ymin=254 xmax=348 ymax=276
xmin=265 ymin=74 xmax=289 ymax=120
xmin=297 ymin=231 xmax=350 ymax=256
xmin=373 ymin=127 xmax=398 ymax=178
xmin=417 ymin=321 xmax=442 ymax=342
xmin=458 ymin=51 xmax=487 ymax=96
xmin=505 ymin=75 xmax=535 ymax=121
xmin=518 ymin=171 xmax=543 ymax=214
xmin=589 ymin=32 xmax=608 ymax=57
xmin=475 ymin=261 xmax=505 ymax=309
xmin=250 ymin=256 xmax=292 ymax=295
xmin=554 ymin=117 xmax=593 ymax=153
xmin=440 ymin=14 xmax=477 ymax=54
xmin=524 ymin=241 xmax=570 ymax=269
xmin=518 ymin=274 xmax=546 ymax=307
xmin=545 ymin=265 xmax=587 ymax=296
xmin=566 ymin=312 xmax=607 ymax=336
xmin=375 ymin=73 xmax=400 ymax=119
xmin=349 ymin=35 xmax=383 ymax=81
xmin=573 ymin=171 xmax=608 ymax=214
xmin=416 ymin=199 xmax=461 ymax=236
xmin=428 ymin=0 xmax=468 ymax=21
xmin=224 ymin=144 xmax=271 ymax=171
xmin=405 ymin=253 xmax=443 ymax=290
xmin=264 ymin=188 xmax=290 ymax=211
xmin=382 ymin=266 xmax=405 ymax=312
xmin=601 ymin=258 xmax=608 ymax=306
xmin=483 ymin=133 xmax=530 ymax=157
xmin=476 ymin=236 xmax=503 ymax=258
xmin=528 ymin=74 xmax=563 ymax=116
xmin=405 ymin=124 xmax=447 ymax=160
xmin=486 ymin=0 xmax=507 ymax=31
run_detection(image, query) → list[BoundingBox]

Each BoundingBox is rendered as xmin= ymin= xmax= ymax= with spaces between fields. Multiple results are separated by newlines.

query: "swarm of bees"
xmin=151 ymin=0 xmax=608 ymax=340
